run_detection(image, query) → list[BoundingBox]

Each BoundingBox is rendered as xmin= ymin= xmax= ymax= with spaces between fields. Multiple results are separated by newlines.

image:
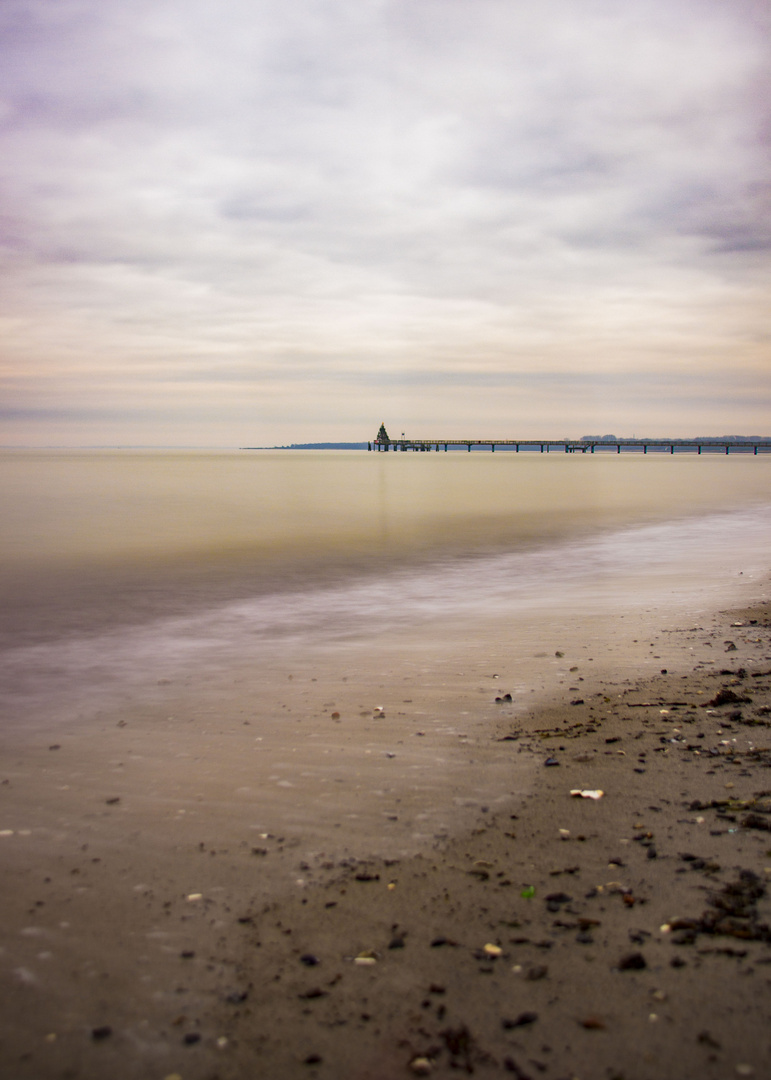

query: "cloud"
xmin=0 ymin=0 xmax=769 ymax=443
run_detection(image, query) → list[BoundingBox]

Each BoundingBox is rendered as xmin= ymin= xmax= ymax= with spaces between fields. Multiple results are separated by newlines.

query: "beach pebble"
xmin=186 ymin=893 xmax=203 ymax=901
xmin=618 ymin=952 xmax=647 ymax=971
xmin=502 ymin=1011 xmax=538 ymax=1028
xmin=410 ymin=1057 xmax=433 ymax=1076
xmin=91 ymin=1026 xmax=112 ymax=1041
xmin=483 ymin=943 xmax=502 ymax=957
xmin=580 ymin=1016 xmax=605 ymax=1029
xmin=570 ymin=789 xmax=604 ymax=800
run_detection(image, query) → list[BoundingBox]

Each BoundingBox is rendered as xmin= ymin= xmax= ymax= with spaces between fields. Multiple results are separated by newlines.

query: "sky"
xmin=1 ymin=0 xmax=769 ymax=446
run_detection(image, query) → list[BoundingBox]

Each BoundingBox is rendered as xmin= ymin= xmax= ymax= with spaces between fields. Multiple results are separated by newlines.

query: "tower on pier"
xmin=375 ymin=423 xmax=390 ymax=445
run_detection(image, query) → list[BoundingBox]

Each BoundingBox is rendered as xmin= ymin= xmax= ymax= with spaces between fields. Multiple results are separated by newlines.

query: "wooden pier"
xmin=369 ymin=427 xmax=771 ymax=455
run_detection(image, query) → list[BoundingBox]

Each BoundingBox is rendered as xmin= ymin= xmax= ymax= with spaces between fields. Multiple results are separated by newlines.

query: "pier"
xmin=369 ymin=426 xmax=771 ymax=455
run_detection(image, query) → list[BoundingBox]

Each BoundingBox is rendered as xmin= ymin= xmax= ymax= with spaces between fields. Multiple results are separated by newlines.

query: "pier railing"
xmin=370 ymin=438 xmax=771 ymax=454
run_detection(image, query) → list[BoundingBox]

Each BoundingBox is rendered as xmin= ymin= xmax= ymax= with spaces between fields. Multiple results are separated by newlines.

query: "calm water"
xmin=1 ymin=449 xmax=770 ymax=725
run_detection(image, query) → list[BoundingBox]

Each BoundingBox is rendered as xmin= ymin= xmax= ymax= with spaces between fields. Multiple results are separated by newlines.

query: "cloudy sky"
xmin=1 ymin=0 xmax=769 ymax=446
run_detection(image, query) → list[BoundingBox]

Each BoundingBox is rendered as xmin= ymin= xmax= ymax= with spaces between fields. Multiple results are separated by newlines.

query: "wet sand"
xmin=2 ymin=593 xmax=771 ymax=1079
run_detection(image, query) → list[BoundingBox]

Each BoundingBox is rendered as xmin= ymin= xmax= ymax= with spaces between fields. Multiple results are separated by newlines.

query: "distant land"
xmin=242 ymin=442 xmax=369 ymax=450
xmin=581 ymin=434 xmax=770 ymax=442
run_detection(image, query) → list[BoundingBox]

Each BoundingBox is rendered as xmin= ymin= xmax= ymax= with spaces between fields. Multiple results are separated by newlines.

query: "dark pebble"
xmin=544 ymin=757 xmax=560 ymax=767
xmin=502 ymin=1011 xmax=538 ymax=1029
xmin=183 ymin=1032 xmax=201 ymax=1045
xmin=305 ymin=1054 xmax=323 ymax=1065
xmin=618 ymin=952 xmax=647 ymax=970
xmin=526 ymin=965 xmax=548 ymax=981
xmin=91 ymin=1026 xmax=112 ymax=1041
xmin=300 ymin=953 xmax=321 ymax=966
xmin=225 ymin=990 xmax=248 ymax=1004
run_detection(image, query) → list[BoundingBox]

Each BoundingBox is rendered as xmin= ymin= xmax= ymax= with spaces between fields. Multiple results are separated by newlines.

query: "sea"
xmin=1 ymin=448 xmax=770 ymax=732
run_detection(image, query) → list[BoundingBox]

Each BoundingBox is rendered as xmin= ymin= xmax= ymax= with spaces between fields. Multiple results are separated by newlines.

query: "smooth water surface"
xmin=1 ymin=449 xmax=770 ymax=726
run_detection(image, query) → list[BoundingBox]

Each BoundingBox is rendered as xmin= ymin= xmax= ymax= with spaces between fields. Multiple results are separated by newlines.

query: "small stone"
xmin=91 ymin=1026 xmax=112 ymax=1041
xmin=410 ymin=1057 xmax=433 ymax=1076
xmin=483 ymin=943 xmax=502 ymax=957
xmin=183 ymin=1032 xmax=201 ymax=1044
xmin=354 ymin=951 xmax=378 ymax=965
xmin=544 ymin=757 xmax=560 ymax=767
xmin=618 ymin=952 xmax=647 ymax=971
xmin=580 ymin=1016 xmax=605 ymax=1030
xmin=502 ymin=1011 xmax=538 ymax=1028
xmin=300 ymin=954 xmax=320 ymax=966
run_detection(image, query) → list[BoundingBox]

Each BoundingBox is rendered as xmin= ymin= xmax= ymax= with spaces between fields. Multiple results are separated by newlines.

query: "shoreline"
xmin=1 ymin=590 xmax=771 ymax=1078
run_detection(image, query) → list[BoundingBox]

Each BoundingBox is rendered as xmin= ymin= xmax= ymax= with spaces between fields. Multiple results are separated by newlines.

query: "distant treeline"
xmin=581 ymin=435 xmax=769 ymax=442
xmin=258 ymin=442 xmax=370 ymax=450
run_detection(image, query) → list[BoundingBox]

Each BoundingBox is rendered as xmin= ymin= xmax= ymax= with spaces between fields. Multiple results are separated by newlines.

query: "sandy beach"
xmin=2 ymin=582 xmax=771 ymax=1080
